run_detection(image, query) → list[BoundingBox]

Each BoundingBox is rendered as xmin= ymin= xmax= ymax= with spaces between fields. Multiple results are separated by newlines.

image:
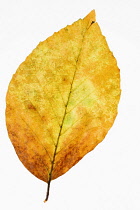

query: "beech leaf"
xmin=6 ymin=10 xmax=121 ymax=202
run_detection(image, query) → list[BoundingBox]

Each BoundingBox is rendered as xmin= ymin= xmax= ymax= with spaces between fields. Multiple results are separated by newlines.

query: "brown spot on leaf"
xmin=27 ymin=103 xmax=36 ymax=110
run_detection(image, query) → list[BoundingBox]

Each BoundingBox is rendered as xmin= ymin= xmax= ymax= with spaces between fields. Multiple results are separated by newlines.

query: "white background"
xmin=0 ymin=0 xmax=140 ymax=209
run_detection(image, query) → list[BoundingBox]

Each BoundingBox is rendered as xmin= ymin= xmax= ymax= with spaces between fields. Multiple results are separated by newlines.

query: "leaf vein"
xmin=21 ymin=116 xmax=53 ymax=163
xmin=26 ymin=99 xmax=56 ymax=146
xmin=56 ymin=121 xmax=95 ymax=155
xmin=66 ymin=90 xmax=94 ymax=114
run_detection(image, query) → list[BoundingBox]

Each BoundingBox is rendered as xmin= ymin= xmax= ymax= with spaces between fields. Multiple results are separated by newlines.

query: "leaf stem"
xmin=44 ymin=179 xmax=51 ymax=202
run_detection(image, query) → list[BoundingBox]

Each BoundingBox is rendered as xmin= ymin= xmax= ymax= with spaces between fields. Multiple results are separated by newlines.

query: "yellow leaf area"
xmin=6 ymin=10 xmax=120 ymax=201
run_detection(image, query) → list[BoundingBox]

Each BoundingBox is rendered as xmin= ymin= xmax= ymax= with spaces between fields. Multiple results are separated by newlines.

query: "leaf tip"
xmin=84 ymin=10 xmax=96 ymax=23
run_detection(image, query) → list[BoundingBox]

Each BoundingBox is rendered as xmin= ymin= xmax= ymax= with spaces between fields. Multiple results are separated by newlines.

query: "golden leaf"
xmin=6 ymin=10 xmax=121 ymax=202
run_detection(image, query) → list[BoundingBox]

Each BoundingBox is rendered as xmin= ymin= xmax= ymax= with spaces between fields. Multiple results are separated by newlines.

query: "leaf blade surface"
xmin=6 ymin=10 xmax=121 ymax=200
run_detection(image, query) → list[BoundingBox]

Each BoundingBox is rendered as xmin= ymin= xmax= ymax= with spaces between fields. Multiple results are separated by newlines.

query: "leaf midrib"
xmin=44 ymin=21 xmax=95 ymax=202
xmin=51 ymin=22 xmax=94 ymax=169
xmin=48 ymin=54 xmax=79 ymax=180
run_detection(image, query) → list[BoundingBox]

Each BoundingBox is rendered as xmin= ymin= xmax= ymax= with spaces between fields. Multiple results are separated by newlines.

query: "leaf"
xmin=6 ymin=10 xmax=121 ymax=202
